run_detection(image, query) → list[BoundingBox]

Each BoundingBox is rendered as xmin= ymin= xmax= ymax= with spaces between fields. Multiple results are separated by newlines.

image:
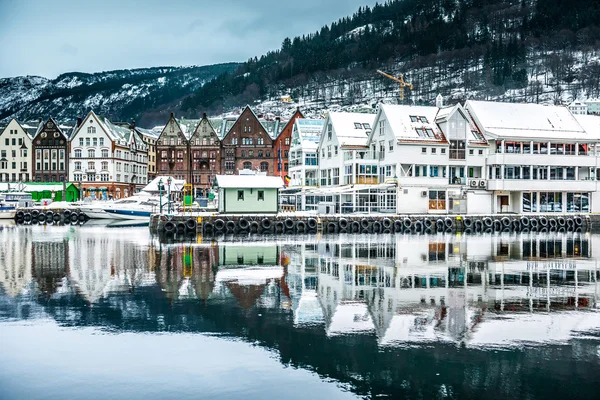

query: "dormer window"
xmin=363 ymin=123 xmax=370 ymax=129
xmin=354 ymin=123 xmax=362 ymax=129
xmin=410 ymin=116 xmax=418 ymax=122
xmin=421 ymin=116 xmax=429 ymax=123
xmin=425 ymin=128 xmax=435 ymax=138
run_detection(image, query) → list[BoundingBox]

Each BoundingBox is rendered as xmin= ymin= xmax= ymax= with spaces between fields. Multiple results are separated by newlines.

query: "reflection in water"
xmin=0 ymin=225 xmax=599 ymax=399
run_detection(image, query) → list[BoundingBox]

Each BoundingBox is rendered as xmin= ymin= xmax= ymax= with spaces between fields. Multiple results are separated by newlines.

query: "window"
xmin=429 ymin=190 xmax=446 ymax=210
xmin=567 ymin=193 xmax=590 ymax=212
xmin=86 ymin=138 xmax=90 ymax=146
xmin=226 ymin=161 xmax=235 ymax=170
xmin=243 ymin=161 xmax=252 ymax=169
xmin=75 ymin=162 xmax=81 ymax=170
xmin=334 ymin=146 xmax=338 ymax=155
xmin=469 ymin=149 xmax=474 ymax=155
xmin=327 ymin=124 xmax=332 ymax=140
xmin=99 ymin=138 xmax=104 ymax=146
xmin=432 ymin=148 xmax=437 ymax=154
xmin=237 ymin=190 xmax=244 ymax=201
xmin=74 ymin=150 xmax=82 ymax=158
xmin=102 ymin=149 xmax=109 ymax=158
xmin=422 ymin=148 xmax=427 ymax=154
xmin=441 ymin=148 xmax=446 ymax=154
xmin=389 ymin=140 xmax=394 ymax=152
xmin=88 ymin=149 xmax=95 ymax=158
xmin=260 ymin=162 xmax=269 ymax=172
xmin=257 ymin=190 xmax=264 ymax=201
xmin=284 ymin=138 xmax=290 ymax=145
xmin=363 ymin=123 xmax=370 ymax=130
xmin=257 ymin=138 xmax=264 ymax=145
xmin=479 ymin=150 xmax=483 ymax=155
xmin=354 ymin=122 xmax=362 ymax=129
xmin=449 ymin=140 xmax=466 ymax=159
xmin=87 ymin=126 xmax=96 ymax=134
xmin=93 ymin=138 xmax=97 ymax=146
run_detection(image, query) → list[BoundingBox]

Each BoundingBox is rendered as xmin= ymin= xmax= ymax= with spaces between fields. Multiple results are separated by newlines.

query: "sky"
xmin=0 ymin=0 xmax=376 ymax=79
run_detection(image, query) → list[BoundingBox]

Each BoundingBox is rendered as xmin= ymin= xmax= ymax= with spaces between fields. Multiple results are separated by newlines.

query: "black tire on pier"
xmin=540 ymin=227 xmax=548 ymax=233
xmin=567 ymin=226 xmax=574 ymax=233
xmin=238 ymin=218 xmax=250 ymax=230
xmin=38 ymin=214 xmax=46 ymax=223
xmin=382 ymin=218 xmax=392 ymax=229
xmin=549 ymin=226 xmax=557 ymax=233
xmin=176 ymin=222 xmax=186 ymax=233
xmin=31 ymin=210 xmax=40 ymax=218
xmin=383 ymin=229 xmax=392 ymax=234
xmin=512 ymin=219 xmax=521 ymax=231
xmin=566 ymin=218 xmax=575 ymax=228
xmin=575 ymin=227 xmax=583 ymax=233
xmin=463 ymin=217 xmax=473 ymax=228
xmin=557 ymin=217 xmax=566 ymax=227
xmin=372 ymin=221 xmax=382 ymax=233
xmin=327 ymin=221 xmax=338 ymax=234
xmin=474 ymin=220 xmax=483 ymax=232
xmin=275 ymin=221 xmax=285 ymax=233
xmin=63 ymin=209 xmax=72 ymax=219
xmin=529 ymin=218 xmax=538 ymax=228
xmin=520 ymin=216 xmax=530 ymax=227
xmin=164 ymin=221 xmax=176 ymax=234
xmin=296 ymin=220 xmax=306 ymax=233
xmin=444 ymin=217 xmax=454 ymax=229
xmin=339 ymin=218 xmax=349 ymax=230
xmin=186 ymin=219 xmax=197 ymax=232
xmin=423 ymin=218 xmax=433 ymax=229
xmin=24 ymin=213 xmax=32 ymax=222
xmin=424 ymin=227 xmax=434 ymax=235
xmin=403 ymin=218 xmax=412 ymax=229
xmin=78 ymin=213 xmax=86 ymax=222
xmin=203 ymin=222 xmax=214 ymax=234
xmin=226 ymin=220 xmax=236 ymax=232
xmin=403 ymin=228 xmax=411 ymax=235
xmin=502 ymin=227 xmax=511 ymax=233
xmin=530 ymin=226 xmax=538 ymax=233
xmin=307 ymin=218 xmax=318 ymax=230
xmin=16 ymin=210 xmax=25 ymax=219
xmin=435 ymin=219 xmax=444 ymax=232
xmin=464 ymin=228 xmax=473 ymax=235
xmin=71 ymin=213 xmax=79 ymax=223
xmin=53 ymin=213 xmax=61 ymax=222
xmin=361 ymin=218 xmax=371 ymax=230
xmin=574 ymin=216 xmax=583 ymax=227
xmin=493 ymin=220 xmax=502 ymax=232
xmin=483 ymin=217 xmax=493 ymax=228
xmin=393 ymin=220 xmax=403 ymax=233
xmin=538 ymin=216 xmax=548 ymax=227
xmin=413 ymin=220 xmax=423 ymax=233
xmin=250 ymin=221 xmax=260 ymax=233
xmin=261 ymin=218 xmax=272 ymax=230
xmin=351 ymin=221 xmax=361 ymax=233
xmin=501 ymin=217 xmax=511 ymax=227
xmin=549 ymin=218 xmax=557 ymax=228
xmin=284 ymin=218 xmax=295 ymax=230
xmin=214 ymin=219 xmax=226 ymax=232
xmin=444 ymin=227 xmax=453 ymax=234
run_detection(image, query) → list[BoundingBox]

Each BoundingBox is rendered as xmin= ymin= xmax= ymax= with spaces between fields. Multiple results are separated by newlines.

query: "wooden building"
xmin=189 ymin=113 xmax=222 ymax=197
xmin=273 ymin=108 xmax=303 ymax=184
xmin=32 ymin=117 xmax=70 ymax=183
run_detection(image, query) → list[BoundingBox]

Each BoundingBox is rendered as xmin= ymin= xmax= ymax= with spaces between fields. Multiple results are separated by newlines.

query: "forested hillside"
xmin=182 ymin=0 xmax=600 ymax=113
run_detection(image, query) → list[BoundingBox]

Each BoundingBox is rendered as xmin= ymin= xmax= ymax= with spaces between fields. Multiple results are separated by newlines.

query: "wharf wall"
xmin=150 ymin=213 xmax=593 ymax=237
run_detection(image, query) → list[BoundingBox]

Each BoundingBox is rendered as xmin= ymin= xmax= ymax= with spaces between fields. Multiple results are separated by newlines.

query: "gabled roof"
xmin=436 ymin=104 xmax=488 ymax=144
xmin=275 ymin=109 xmax=304 ymax=140
xmin=176 ymin=117 xmax=201 ymax=140
xmin=328 ymin=111 xmax=375 ymax=148
xmin=0 ymin=118 xmax=37 ymax=140
xmin=374 ymin=104 xmax=445 ymax=144
xmin=135 ymin=126 xmax=160 ymax=140
xmin=292 ymin=119 xmax=324 ymax=151
xmin=214 ymin=174 xmax=284 ymax=189
xmin=466 ymin=100 xmax=588 ymax=140
xmin=32 ymin=117 xmax=68 ymax=141
xmin=21 ymin=120 xmax=44 ymax=138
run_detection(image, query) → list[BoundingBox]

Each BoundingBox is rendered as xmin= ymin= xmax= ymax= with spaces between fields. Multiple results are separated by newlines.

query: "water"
xmin=0 ymin=222 xmax=599 ymax=399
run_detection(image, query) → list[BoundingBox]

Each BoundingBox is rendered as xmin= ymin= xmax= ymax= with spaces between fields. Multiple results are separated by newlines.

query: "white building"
xmin=0 ymin=119 xmax=38 ymax=182
xmin=466 ymin=100 xmax=600 ymax=213
xmin=69 ymin=111 xmax=148 ymax=199
xmin=584 ymin=98 xmax=600 ymax=115
xmin=568 ymin=100 xmax=588 ymax=115
xmin=289 ymin=118 xmax=324 ymax=187
xmin=357 ymin=103 xmax=489 ymax=214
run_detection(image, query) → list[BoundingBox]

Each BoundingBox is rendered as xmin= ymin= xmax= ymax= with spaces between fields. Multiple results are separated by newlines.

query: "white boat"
xmin=83 ymin=194 xmax=170 ymax=220
xmin=0 ymin=207 xmax=16 ymax=220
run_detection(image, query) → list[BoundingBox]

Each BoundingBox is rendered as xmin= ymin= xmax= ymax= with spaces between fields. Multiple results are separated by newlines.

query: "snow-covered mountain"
xmin=0 ymin=63 xmax=239 ymax=127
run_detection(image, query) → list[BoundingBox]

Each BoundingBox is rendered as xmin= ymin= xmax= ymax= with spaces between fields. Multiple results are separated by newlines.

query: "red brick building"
xmin=273 ymin=108 xmax=303 ymax=184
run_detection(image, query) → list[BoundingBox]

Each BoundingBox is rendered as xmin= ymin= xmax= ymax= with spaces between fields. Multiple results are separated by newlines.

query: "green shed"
xmin=23 ymin=182 xmax=80 ymax=202
xmin=214 ymin=174 xmax=283 ymax=214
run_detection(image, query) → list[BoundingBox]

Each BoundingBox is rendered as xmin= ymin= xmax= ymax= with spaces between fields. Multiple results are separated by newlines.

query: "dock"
xmin=149 ymin=213 xmax=593 ymax=237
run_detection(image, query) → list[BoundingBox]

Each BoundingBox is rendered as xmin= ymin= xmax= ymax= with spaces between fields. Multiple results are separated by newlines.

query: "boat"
xmin=0 ymin=206 xmax=16 ymax=220
xmin=0 ymin=192 xmax=34 ymax=220
xmin=83 ymin=194 xmax=170 ymax=220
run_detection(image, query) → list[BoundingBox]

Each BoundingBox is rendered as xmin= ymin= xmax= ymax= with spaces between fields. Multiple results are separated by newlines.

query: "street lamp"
xmin=158 ymin=178 xmax=163 ymax=213
xmin=167 ymin=176 xmax=172 ymax=215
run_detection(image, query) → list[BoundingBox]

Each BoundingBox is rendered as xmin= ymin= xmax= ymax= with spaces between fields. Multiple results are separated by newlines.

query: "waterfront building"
xmin=189 ymin=113 xmax=223 ymax=197
xmin=69 ymin=111 xmax=148 ymax=199
xmin=289 ymin=119 xmax=324 ymax=188
xmin=0 ymin=118 xmax=37 ymax=182
xmin=466 ymin=100 xmax=600 ymax=213
xmin=220 ymin=106 xmax=281 ymax=176
xmin=367 ymin=103 xmax=490 ymax=214
xmin=31 ymin=117 xmax=70 ymax=183
xmin=156 ymin=113 xmax=198 ymax=184
xmin=584 ymin=98 xmax=600 ymax=115
xmin=135 ymin=125 xmax=160 ymax=182
xmin=214 ymin=173 xmax=283 ymax=214
xmin=273 ymin=108 xmax=304 ymax=183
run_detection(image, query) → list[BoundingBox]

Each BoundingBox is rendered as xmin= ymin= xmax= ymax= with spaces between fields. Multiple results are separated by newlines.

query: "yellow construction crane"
xmin=376 ymin=70 xmax=413 ymax=102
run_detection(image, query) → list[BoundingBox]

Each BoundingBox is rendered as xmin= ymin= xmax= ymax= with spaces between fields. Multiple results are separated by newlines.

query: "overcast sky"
xmin=0 ymin=0 xmax=376 ymax=79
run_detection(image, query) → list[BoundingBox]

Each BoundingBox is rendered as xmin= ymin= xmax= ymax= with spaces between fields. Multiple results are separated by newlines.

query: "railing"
xmin=448 ymin=177 xmax=466 ymax=185
xmin=304 ymin=178 xmax=318 ymax=186
xmin=356 ymin=176 xmax=379 ymax=184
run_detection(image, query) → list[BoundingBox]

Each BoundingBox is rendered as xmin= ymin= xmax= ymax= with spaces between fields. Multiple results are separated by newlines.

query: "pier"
xmin=149 ymin=213 xmax=593 ymax=237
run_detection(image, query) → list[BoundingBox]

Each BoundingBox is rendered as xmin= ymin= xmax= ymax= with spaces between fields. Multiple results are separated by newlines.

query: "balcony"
xmin=487 ymin=153 xmax=598 ymax=167
xmin=343 ymin=150 xmax=381 ymax=162
xmin=448 ymin=177 xmax=466 ymax=185
xmin=304 ymin=178 xmax=318 ymax=186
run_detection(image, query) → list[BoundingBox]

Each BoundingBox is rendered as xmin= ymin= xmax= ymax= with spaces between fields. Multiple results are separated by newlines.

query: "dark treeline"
xmin=182 ymin=0 xmax=600 ymax=112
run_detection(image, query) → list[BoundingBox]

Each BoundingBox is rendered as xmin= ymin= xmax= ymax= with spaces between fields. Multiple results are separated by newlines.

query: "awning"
xmin=87 ymin=187 xmax=96 ymax=191
xmin=98 ymin=187 xmax=108 ymax=191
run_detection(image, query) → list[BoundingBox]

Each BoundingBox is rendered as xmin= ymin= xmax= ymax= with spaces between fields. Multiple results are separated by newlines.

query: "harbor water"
xmin=0 ymin=222 xmax=599 ymax=399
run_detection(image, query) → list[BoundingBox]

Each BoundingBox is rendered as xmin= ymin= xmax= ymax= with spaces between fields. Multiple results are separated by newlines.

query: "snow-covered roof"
xmin=215 ymin=174 xmax=284 ymax=189
xmin=574 ymin=115 xmax=600 ymax=139
xmin=329 ymin=111 xmax=375 ymax=148
xmin=135 ymin=126 xmax=160 ymax=139
xmin=466 ymin=100 xmax=589 ymax=140
xmin=142 ymin=176 xmax=185 ymax=193
xmin=176 ymin=118 xmax=201 ymax=140
xmin=94 ymin=113 xmax=133 ymax=145
xmin=377 ymin=104 xmax=446 ymax=143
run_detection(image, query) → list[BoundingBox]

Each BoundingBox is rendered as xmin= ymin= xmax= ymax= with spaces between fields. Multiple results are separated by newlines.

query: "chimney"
xmin=131 ymin=120 xmax=136 ymax=129
xmin=275 ymin=116 xmax=281 ymax=121
xmin=76 ymin=117 xmax=83 ymax=127
xmin=436 ymin=94 xmax=443 ymax=108
xmin=170 ymin=112 xmax=175 ymax=119
xmin=202 ymin=112 xmax=207 ymax=119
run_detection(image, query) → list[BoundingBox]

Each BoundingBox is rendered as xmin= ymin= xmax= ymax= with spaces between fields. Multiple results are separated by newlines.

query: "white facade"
xmin=584 ymin=99 xmax=600 ymax=115
xmin=467 ymin=100 xmax=600 ymax=214
xmin=289 ymin=119 xmax=323 ymax=187
xmin=0 ymin=119 xmax=35 ymax=182
xmin=568 ymin=100 xmax=588 ymax=115
xmin=69 ymin=111 xmax=148 ymax=199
